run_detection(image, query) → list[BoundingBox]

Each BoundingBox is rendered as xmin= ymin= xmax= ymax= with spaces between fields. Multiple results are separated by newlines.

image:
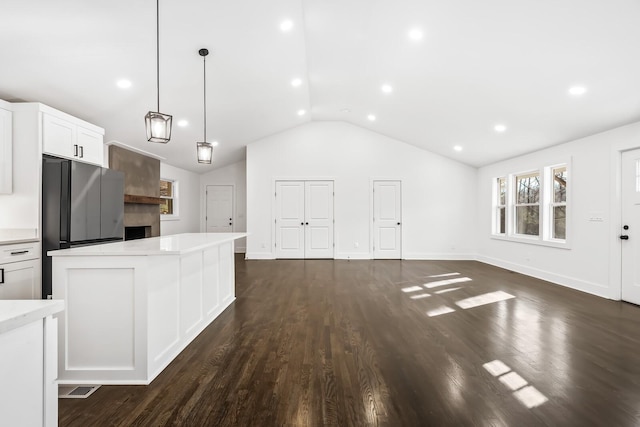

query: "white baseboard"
xmin=403 ymin=252 xmax=477 ymax=260
xmin=476 ymin=255 xmax=613 ymax=300
xmin=335 ymin=252 xmax=372 ymax=260
xmin=244 ymin=252 xmax=275 ymax=260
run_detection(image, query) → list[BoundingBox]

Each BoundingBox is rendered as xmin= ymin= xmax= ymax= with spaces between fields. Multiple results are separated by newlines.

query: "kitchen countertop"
xmin=0 ymin=228 xmax=39 ymax=245
xmin=48 ymin=232 xmax=247 ymax=257
xmin=0 ymin=300 xmax=64 ymax=334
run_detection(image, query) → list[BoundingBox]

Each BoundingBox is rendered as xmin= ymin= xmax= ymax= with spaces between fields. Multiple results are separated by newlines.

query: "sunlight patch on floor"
xmin=427 ymin=272 xmax=460 ymax=278
xmin=426 ymin=306 xmax=456 ymax=317
xmin=401 ymin=286 xmax=423 ymax=293
xmin=410 ymin=293 xmax=431 ymax=300
xmin=434 ymin=287 xmax=461 ymax=294
xmin=455 ymin=291 xmax=514 ymax=309
xmin=483 ymin=360 xmax=548 ymax=409
xmin=423 ymin=277 xmax=472 ymax=289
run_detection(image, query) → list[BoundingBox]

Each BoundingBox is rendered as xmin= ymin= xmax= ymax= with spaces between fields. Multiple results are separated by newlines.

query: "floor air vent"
xmin=58 ymin=385 xmax=101 ymax=399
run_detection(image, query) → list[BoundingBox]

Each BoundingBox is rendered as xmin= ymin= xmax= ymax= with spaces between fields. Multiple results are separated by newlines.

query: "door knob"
xmin=397 ymin=222 xmax=401 ymax=225
xmin=229 ymin=222 xmax=232 ymax=225
xmin=300 ymin=222 xmax=304 ymax=225
xmin=623 ymin=225 xmax=629 ymax=230
xmin=620 ymin=235 xmax=629 ymax=240
xmin=305 ymin=222 xmax=309 ymax=225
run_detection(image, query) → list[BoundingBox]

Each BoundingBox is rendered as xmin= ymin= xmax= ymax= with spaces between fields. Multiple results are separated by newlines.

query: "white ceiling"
xmin=1 ymin=0 xmax=639 ymax=173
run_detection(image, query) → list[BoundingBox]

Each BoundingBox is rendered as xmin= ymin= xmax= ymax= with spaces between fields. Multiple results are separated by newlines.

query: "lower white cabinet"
xmin=0 ymin=259 xmax=40 ymax=299
xmin=0 ymin=241 xmax=41 ymax=300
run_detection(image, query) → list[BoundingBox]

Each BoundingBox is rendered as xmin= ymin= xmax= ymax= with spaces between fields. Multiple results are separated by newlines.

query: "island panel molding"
xmin=50 ymin=232 xmax=246 ymax=384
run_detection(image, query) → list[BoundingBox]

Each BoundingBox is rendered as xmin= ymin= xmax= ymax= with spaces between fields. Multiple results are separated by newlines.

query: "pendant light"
xmin=196 ymin=48 xmax=213 ymax=164
xmin=145 ymin=0 xmax=172 ymax=143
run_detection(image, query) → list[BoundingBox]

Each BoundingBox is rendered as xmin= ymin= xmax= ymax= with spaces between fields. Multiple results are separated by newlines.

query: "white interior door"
xmin=373 ymin=181 xmax=402 ymax=259
xmin=621 ymin=149 xmax=640 ymax=304
xmin=305 ymin=181 xmax=334 ymax=259
xmin=206 ymin=185 xmax=233 ymax=232
xmin=275 ymin=181 xmax=305 ymax=258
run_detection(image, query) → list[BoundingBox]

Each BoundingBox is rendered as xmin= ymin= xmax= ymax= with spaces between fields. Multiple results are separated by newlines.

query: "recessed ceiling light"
xmin=297 ymin=109 xmax=306 ymax=116
xmin=453 ymin=145 xmax=463 ymax=152
xmin=116 ymin=79 xmax=132 ymax=89
xmin=408 ymin=28 xmax=423 ymax=41
xmin=568 ymin=86 xmax=587 ymax=96
xmin=177 ymin=120 xmax=188 ymax=127
xmin=340 ymin=108 xmax=351 ymax=113
xmin=494 ymin=124 xmax=507 ymax=133
xmin=381 ymin=84 xmax=393 ymax=94
xmin=367 ymin=114 xmax=376 ymax=121
xmin=280 ymin=20 xmax=293 ymax=32
xmin=211 ymin=141 xmax=219 ymax=147
xmin=291 ymin=78 xmax=302 ymax=87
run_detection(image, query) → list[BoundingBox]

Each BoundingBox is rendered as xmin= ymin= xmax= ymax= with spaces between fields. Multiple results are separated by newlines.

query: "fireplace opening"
xmin=125 ymin=226 xmax=152 ymax=241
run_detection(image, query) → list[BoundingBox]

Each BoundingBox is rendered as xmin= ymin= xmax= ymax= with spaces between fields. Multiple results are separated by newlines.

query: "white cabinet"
xmin=42 ymin=112 xmax=104 ymax=166
xmin=0 ymin=104 xmax=12 ymax=194
xmin=0 ymin=241 xmax=41 ymax=300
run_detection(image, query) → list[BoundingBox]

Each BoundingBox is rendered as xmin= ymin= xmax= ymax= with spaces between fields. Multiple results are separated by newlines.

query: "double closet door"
xmin=275 ymin=180 xmax=334 ymax=259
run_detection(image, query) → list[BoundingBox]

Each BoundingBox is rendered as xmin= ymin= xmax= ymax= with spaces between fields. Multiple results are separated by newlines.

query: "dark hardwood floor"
xmin=59 ymin=255 xmax=640 ymax=426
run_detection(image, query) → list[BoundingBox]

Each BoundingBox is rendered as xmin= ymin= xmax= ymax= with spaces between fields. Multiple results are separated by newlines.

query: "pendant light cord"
xmin=156 ymin=0 xmax=160 ymax=112
xmin=203 ymin=53 xmax=207 ymax=142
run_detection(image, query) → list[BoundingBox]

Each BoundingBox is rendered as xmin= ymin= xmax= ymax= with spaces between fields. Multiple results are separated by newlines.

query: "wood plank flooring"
xmin=59 ymin=256 xmax=640 ymax=426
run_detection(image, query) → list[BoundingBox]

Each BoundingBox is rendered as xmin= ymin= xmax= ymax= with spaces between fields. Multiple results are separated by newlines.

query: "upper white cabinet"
xmin=0 ymin=103 xmax=12 ymax=194
xmin=42 ymin=112 xmax=104 ymax=166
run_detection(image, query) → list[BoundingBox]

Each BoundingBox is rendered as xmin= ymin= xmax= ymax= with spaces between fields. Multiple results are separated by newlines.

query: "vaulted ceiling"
xmin=1 ymin=0 xmax=639 ymax=173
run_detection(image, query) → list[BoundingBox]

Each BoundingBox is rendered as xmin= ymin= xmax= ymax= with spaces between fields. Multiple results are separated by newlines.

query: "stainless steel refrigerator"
xmin=42 ymin=155 xmax=124 ymax=298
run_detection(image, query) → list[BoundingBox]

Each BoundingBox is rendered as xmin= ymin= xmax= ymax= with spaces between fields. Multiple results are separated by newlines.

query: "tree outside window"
xmin=515 ymin=173 xmax=540 ymax=236
xmin=160 ymin=179 xmax=176 ymax=215
xmin=496 ymin=177 xmax=506 ymax=234
xmin=551 ymin=167 xmax=567 ymax=239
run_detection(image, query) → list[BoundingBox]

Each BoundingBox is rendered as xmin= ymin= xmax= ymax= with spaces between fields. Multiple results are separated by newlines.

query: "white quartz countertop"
xmin=48 ymin=232 xmax=247 ymax=257
xmin=0 ymin=228 xmax=39 ymax=245
xmin=0 ymin=300 xmax=64 ymax=334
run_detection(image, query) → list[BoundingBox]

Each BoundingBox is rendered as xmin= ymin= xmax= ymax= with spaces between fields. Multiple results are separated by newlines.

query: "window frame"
xmin=513 ymin=171 xmax=541 ymax=238
xmin=160 ymin=178 xmax=179 ymax=220
xmin=493 ymin=176 xmax=507 ymax=235
xmin=547 ymin=165 xmax=567 ymax=242
xmin=490 ymin=159 xmax=570 ymax=249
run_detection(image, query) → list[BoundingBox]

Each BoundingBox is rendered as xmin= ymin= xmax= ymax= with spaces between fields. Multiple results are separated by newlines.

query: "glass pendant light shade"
xmin=145 ymin=0 xmax=172 ymax=143
xmin=145 ymin=111 xmax=173 ymax=143
xmin=196 ymin=141 xmax=213 ymax=164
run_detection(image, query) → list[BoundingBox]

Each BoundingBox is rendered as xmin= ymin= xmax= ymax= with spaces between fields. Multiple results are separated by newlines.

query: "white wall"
xmin=476 ymin=121 xmax=640 ymax=299
xmin=246 ymin=121 xmax=478 ymax=259
xmin=159 ymin=163 xmax=200 ymax=235
xmin=200 ymin=160 xmax=247 ymax=252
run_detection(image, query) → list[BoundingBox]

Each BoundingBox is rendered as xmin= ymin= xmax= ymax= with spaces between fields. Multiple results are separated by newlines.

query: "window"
xmin=492 ymin=161 xmax=569 ymax=247
xmin=496 ymin=177 xmax=506 ymax=234
xmin=514 ymin=172 xmax=540 ymax=236
xmin=160 ymin=179 xmax=177 ymax=216
xmin=550 ymin=166 xmax=567 ymax=240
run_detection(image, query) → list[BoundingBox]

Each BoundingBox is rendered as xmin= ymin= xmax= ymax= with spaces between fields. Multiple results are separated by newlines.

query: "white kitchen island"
xmin=49 ymin=232 xmax=246 ymax=385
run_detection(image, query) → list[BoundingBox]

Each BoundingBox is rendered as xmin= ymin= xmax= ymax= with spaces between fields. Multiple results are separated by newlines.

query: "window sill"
xmin=161 ymin=215 xmax=180 ymax=222
xmin=490 ymin=234 xmax=571 ymax=250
